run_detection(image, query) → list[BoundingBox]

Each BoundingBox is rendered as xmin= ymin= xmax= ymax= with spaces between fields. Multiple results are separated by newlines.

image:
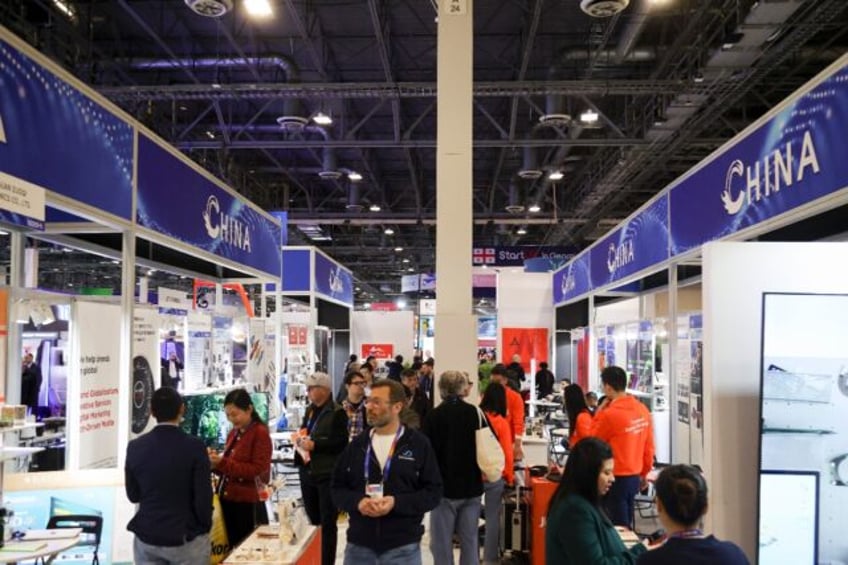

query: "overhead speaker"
xmin=505 ymin=204 xmax=526 ymax=214
xmin=276 ymin=115 xmax=309 ymax=133
xmin=184 ymin=0 xmax=233 ymax=18
xmin=580 ymin=0 xmax=630 ymax=18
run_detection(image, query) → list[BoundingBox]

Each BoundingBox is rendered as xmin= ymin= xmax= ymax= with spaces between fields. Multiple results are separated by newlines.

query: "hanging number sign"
xmin=444 ymin=0 xmax=466 ymax=15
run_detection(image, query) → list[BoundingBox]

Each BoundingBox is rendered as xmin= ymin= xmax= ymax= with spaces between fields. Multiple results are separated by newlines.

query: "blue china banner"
xmin=137 ymin=134 xmax=282 ymax=277
xmin=0 ymin=38 xmax=133 ymax=219
xmin=552 ymin=252 xmax=591 ymax=304
xmin=281 ymin=248 xmax=310 ymax=292
xmin=670 ymin=62 xmax=848 ymax=255
xmin=590 ymin=194 xmax=669 ymax=289
xmin=314 ymin=251 xmax=353 ymax=306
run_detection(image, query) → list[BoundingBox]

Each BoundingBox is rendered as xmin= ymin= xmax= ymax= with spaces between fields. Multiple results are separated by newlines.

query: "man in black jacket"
xmin=295 ymin=372 xmax=348 ymax=565
xmin=401 ymin=368 xmax=429 ymax=425
xmin=125 ymin=387 xmax=212 ymax=563
xmin=21 ymin=353 xmax=42 ymax=411
xmin=332 ymin=379 xmax=442 ymax=564
xmin=423 ymin=370 xmax=484 ymax=565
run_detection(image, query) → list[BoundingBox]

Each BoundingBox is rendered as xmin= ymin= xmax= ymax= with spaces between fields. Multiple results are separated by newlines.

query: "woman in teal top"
xmin=546 ymin=437 xmax=648 ymax=564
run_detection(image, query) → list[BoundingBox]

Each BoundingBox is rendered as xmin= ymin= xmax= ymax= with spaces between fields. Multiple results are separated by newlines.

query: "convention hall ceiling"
xmin=2 ymin=0 xmax=848 ymax=301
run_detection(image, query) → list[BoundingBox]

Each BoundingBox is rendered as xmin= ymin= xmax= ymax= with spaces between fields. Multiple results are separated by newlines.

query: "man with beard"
xmin=331 ymin=379 xmax=442 ymax=564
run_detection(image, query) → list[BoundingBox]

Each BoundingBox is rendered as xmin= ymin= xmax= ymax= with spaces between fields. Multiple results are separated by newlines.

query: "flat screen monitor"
xmin=758 ymin=470 xmax=818 ymax=565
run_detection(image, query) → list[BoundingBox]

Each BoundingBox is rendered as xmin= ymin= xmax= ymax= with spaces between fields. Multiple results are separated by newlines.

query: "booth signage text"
xmin=314 ymin=252 xmax=354 ymax=306
xmin=670 ymin=64 xmax=847 ymax=255
xmin=137 ymin=135 xmax=282 ymax=277
xmin=0 ymin=38 xmax=133 ymax=219
xmin=553 ymin=252 xmax=591 ymax=304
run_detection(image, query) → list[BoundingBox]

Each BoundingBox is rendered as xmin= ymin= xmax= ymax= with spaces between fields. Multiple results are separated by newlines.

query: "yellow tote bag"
xmin=210 ymin=493 xmax=230 ymax=564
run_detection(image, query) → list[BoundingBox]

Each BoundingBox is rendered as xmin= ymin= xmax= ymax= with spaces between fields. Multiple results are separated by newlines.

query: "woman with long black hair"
xmin=546 ymin=437 xmax=647 ymax=564
xmin=209 ymin=389 xmax=272 ymax=547
xmin=564 ymin=383 xmax=593 ymax=448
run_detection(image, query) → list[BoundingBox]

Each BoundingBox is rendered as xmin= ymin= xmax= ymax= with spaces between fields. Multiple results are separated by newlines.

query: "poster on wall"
xmin=247 ymin=318 xmax=267 ymax=388
xmin=501 ymin=328 xmax=549 ymax=374
xmin=634 ymin=321 xmax=654 ymax=392
xmin=759 ymin=293 xmax=848 ymax=564
xmin=131 ymin=307 xmax=160 ymax=438
xmin=625 ymin=323 xmax=638 ymax=389
xmin=75 ymin=301 xmax=121 ymax=469
xmin=185 ymin=311 xmax=212 ymax=391
xmin=361 ymin=343 xmax=394 ymax=361
xmin=0 ymin=289 xmax=6 ymax=403
xmin=211 ymin=316 xmax=233 ymax=387
xmin=675 ymin=314 xmax=691 ymax=426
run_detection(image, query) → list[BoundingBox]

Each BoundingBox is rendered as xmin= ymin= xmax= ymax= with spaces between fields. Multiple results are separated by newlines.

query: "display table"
xmin=0 ymin=533 xmax=81 ymax=564
xmin=521 ymin=435 xmax=549 ymax=467
xmin=223 ymin=525 xmax=320 ymax=564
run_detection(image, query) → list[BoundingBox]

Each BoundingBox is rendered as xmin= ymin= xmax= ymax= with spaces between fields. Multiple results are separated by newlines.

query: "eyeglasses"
xmin=349 ymin=381 xmax=367 ymax=386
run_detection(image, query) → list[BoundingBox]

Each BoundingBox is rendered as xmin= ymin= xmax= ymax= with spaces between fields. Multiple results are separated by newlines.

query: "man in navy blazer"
xmin=125 ymin=387 xmax=212 ymax=563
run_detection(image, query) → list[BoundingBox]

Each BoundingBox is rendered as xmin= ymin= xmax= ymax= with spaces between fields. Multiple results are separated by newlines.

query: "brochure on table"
xmin=758 ymin=293 xmax=848 ymax=564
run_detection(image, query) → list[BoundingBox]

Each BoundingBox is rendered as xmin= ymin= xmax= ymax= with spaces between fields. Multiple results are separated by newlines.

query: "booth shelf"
xmin=0 ymin=447 xmax=45 ymax=462
xmin=0 ymin=423 xmax=44 ymax=434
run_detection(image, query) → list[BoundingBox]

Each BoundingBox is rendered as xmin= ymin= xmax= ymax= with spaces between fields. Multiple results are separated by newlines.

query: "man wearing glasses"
xmin=342 ymin=371 xmax=370 ymax=441
xmin=332 ymin=379 xmax=442 ymax=565
xmin=295 ymin=372 xmax=349 ymax=565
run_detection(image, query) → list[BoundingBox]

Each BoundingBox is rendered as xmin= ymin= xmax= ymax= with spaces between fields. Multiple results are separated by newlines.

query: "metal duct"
xmin=505 ymin=181 xmax=525 ymax=214
xmin=319 ymin=148 xmax=342 ymax=180
xmin=346 ymin=182 xmax=363 ymax=211
xmin=129 ymin=55 xmax=300 ymax=81
xmin=128 ymin=55 xmax=308 ymax=132
xmin=615 ymin=0 xmax=651 ymax=64
xmin=518 ymin=146 xmax=543 ymax=180
xmin=540 ymin=64 xmax=571 ymax=127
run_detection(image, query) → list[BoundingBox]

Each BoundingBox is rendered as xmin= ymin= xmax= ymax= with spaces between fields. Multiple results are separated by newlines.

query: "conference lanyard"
xmin=668 ymin=529 xmax=704 ymax=539
xmin=363 ymin=426 xmax=405 ymax=485
xmin=305 ymin=404 xmax=330 ymax=434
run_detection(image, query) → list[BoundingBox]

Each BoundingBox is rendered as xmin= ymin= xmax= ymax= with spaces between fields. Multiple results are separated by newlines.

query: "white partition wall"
xmin=352 ymin=310 xmax=415 ymax=367
xmin=702 ymin=241 xmax=848 ymax=561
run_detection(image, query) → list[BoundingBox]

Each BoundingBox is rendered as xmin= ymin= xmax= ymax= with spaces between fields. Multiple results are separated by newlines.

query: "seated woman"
xmin=637 ymin=465 xmax=750 ymax=564
xmin=546 ymin=437 xmax=647 ymax=564
xmin=564 ymin=383 xmax=593 ymax=448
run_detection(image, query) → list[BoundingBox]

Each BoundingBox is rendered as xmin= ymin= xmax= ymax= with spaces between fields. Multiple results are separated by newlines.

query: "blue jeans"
xmin=482 ymin=479 xmax=504 ymax=563
xmin=133 ymin=533 xmax=210 ymax=564
xmin=343 ymin=542 xmax=422 ymax=565
xmin=430 ymin=497 xmax=482 ymax=565
xmin=604 ymin=474 xmax=641 ymax=528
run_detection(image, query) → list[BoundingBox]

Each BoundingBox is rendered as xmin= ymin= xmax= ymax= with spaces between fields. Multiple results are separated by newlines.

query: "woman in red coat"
xmin=210 ymin=389 xmax=272 ymax=547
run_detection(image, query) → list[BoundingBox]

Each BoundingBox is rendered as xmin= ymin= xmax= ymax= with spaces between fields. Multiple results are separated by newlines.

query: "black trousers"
xmin=603 ymin=474 xmax=640 ymax=528
xmin=299 ymin=469 xmax=337 ymax=565
xmin=220 ymin=498 xmax=269 ymax=549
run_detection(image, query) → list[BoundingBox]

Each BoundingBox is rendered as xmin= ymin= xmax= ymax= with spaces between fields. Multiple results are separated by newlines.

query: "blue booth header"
xmin=136 ymin=134 xmax=282 ymax=278
xmin=0 ymin=37 xmax=133 ymax=220
xmin=314 ymin=251 xmax=354 ymax=306
xmin=554 ymin=55 xmax=848 ymax=306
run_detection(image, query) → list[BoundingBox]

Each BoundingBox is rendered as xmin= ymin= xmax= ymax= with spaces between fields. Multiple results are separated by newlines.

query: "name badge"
xmin=365 ymin=483 xmax=384 ymax=498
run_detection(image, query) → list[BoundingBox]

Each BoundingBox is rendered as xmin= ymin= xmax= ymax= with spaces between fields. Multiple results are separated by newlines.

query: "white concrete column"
xmin=434 ymin=0 xmax=476 ymax=403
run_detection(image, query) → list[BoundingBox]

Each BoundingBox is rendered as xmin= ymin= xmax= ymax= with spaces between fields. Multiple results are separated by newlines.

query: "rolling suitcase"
xmin=500 ymin=484 xmax=529 ymax=553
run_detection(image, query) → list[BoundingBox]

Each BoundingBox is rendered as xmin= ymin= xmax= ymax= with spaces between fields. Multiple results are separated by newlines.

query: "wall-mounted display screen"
xmin=181 ymin=391 xmax=270 ymax=449
xmin=758 ymin=470 xmax=818 ymax=565
xmin=759 ymin=293 xmax=848 ymax=563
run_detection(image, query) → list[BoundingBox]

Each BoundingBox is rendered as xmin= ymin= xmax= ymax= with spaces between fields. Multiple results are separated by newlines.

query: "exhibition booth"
xmin=0 ymin=24 xmax=290 ymax=563
xmin=551 ymin=51 xmax=848 ymax=562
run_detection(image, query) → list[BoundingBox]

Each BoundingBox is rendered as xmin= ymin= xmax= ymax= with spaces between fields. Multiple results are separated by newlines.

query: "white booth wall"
xmin=702 ymin=241 xmax=848 ymax=562
xmin=496 ymin=270 xmax=553 ymax=362
xmin=351 ymin=310 xmax=415 ymax=367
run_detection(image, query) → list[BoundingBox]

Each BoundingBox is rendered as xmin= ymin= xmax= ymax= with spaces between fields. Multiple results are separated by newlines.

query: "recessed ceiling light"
xmin=528 ymin=204 xmax=541 ymax=213
xmin=313 ymin=112 xmax=333 ymax=126
xmin=402 ymin=258 xmax=410 ymax=263
xmin=244 ymin=0 xmax=273 ymax=18
xmin=394 ymin=247 xmax=404 ymax=252
xmin=516 ymin=227 xmax=527 ymax=235
xmin=205 ymin=130 xmax=216 ymax=139
xmin=369 ymin=204 xmax=381 ymax=212
xmin=548 ymin=171 xmax=564 ymax=181
xmin=348 ymin=171 xmax=363 ymax=182
xmin=384 ymin=228 xmax=395 ymax=235
xmin=407 ymin=267 xmax=415 ymax=272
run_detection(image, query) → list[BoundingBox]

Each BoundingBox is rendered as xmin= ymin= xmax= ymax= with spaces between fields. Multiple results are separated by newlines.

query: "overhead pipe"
xmin=615 ymin=0 xmax=652 ymax=64
xmin=505 ymin=180 xmax=525 ymax=214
